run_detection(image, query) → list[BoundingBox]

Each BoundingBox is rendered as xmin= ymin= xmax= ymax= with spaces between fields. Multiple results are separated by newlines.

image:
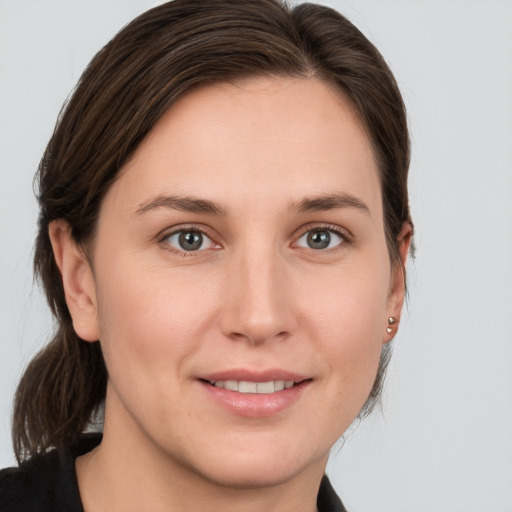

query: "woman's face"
xmin=68 ymin=78 xmax=406 ymax=487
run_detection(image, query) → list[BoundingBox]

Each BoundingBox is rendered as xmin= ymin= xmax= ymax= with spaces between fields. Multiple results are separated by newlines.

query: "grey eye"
xmin=296 ymin=229 xmax=343 ymax=250
xmin=164 ymin=230 xmax=213 ymax=252
xmin=179 ymin=231 xmax=203 ymax=251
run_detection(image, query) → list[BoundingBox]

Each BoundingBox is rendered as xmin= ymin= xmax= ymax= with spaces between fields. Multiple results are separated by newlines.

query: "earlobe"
xmin=48 ymin=219 xmax=99 ymax=342
xmin=383 ymin=222 xmax=413 ymax=343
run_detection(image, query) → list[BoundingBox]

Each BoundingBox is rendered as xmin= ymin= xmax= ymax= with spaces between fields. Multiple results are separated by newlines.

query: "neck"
xmin=76 ymin=398 xmax=327 ymax=512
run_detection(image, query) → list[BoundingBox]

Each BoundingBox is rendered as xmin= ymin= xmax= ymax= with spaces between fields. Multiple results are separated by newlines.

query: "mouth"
xmin=197 ymin=369 xmax=311 ymax=417
xmin=204 ymin=379 xmax=299 ymax=394
xmin=199 ymin=375 xmax=311 ymax=417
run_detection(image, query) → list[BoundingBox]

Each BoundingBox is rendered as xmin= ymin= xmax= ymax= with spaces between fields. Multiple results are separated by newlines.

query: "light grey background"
xmin=1 ymin=1 xmax=511 ymax=511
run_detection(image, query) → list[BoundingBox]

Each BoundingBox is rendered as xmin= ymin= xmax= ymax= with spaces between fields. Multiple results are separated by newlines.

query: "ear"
xmin=49 ymin=219 xmax=99 ymax=342
xmin=383 ymin=222 xmax=413 ymax=343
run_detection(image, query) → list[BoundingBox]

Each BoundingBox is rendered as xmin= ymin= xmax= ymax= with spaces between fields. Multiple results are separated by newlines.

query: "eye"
xmin=295 ymin=228 xmax=344 ymax=250
xmin=162 ymin=229 xmax=216 ymax=253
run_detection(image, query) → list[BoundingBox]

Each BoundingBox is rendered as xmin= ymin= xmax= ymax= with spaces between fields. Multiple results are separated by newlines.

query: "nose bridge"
xmin=221 ymin=239 xmax=293 ymax=344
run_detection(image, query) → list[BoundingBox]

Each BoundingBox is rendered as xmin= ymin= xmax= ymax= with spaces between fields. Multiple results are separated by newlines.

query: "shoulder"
xmin=0 ymin=434 xmax=101 ymax=512
xmin=0 ymin=449 xmax=61 ymax=512
xmin=318 ymin=475 xmax=349 ymax=512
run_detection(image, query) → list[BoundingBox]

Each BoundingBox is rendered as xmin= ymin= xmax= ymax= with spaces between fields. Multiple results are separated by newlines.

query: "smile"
xmin=209 ymin=380 xmax=296 ymax=393
xmin=201 ymin=376 xmax=310 ymax=418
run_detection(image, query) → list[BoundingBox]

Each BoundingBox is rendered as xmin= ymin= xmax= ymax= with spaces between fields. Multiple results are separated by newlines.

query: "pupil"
xmin=179 ymin=231 xmax=202 ymax=251
xmin=307 ymin=230 xmax=330 ymax=249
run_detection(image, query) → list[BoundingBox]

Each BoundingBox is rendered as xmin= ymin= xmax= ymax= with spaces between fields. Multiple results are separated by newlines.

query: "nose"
xmin=219 ymin=246 xmax=296 ymax=346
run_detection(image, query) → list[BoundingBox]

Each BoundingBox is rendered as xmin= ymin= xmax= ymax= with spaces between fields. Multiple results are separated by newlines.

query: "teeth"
xmin=224 ymin=380 xmax=238 ymax=391
xmin=239 ymin=381 xmax=257 ymax=393
xmin=256 ymin=381 xmax=274 ymax=393
xmin=213 ymin=380 xmax=295 ymax=394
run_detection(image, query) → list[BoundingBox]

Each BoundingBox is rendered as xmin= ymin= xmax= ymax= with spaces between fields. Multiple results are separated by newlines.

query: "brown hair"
xmin=13 ymin=0 xmax=411 ymax=462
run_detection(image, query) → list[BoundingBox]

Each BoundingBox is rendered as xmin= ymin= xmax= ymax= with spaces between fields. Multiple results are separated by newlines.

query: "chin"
xmin=173 ymin=442 xmax=328 ymax=490
xmin=192 ymin=460 xmax=309 ymax=490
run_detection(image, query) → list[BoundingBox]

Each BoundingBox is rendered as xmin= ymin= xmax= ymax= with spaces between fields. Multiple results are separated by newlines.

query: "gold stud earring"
xmin=386 ymin=317 xmax=397 ymax=334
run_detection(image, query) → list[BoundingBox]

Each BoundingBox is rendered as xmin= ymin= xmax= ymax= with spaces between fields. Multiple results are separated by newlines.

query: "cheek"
xmin=93 ymin=254 xmax=220 ymax=388
xmin=301 ymin=257 xmax=390 ymax=337
xmin=298 ymin=260 xmax=390 ymax=397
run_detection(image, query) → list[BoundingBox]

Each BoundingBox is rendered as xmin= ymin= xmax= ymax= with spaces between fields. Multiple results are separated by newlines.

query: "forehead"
xmin=111 ymin=77 xmax=382 ymax=218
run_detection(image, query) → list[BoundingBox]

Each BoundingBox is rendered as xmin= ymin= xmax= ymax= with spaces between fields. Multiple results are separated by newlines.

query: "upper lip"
xmin=199 ymin=369 xmax=310 ymax=384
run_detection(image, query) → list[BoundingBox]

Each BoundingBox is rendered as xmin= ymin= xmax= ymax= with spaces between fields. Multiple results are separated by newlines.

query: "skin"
xmin=50 ymin=77 xmax=411 ymax=512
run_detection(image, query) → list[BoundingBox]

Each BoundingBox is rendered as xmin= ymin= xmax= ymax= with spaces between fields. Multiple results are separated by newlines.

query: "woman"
xmin=0 ymin=0 xmax=412 ymax=510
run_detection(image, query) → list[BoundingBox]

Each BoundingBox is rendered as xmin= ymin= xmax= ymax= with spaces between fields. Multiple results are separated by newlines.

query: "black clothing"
xmin=317 ymin=475 xmax=347 ymax=512
xmin=0 ymin=434 xmax=347 ymax=511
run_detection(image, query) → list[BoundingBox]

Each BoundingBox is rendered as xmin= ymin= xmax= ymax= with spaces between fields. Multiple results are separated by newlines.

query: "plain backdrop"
xmin=1 ymin=1 xmax=511 ymax=511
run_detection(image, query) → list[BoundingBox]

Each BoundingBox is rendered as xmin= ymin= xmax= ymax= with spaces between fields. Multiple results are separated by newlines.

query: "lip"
xmin=197 ymin=369 xmax=312 ymax=418
xmin=201 ymin=369 xmax=309 ymax=383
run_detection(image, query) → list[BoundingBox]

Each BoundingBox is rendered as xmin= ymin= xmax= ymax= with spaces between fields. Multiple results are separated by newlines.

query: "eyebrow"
xmin=290 ymin=193 xmax=371 ymax=216
xmin=135 ymin=195 xmax=227 ymax=216
xmin=135 ymin=192 xmax=370 ymax=217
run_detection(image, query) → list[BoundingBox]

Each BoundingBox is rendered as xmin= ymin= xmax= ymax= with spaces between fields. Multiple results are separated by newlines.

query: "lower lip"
xmin=199 ymin=380 xmax=311 ymax=418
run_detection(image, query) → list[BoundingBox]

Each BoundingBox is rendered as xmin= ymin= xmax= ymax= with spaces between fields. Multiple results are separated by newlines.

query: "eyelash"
xmin=293 ymin=224 xmax=350 ymax=252
xmin=158 ymin=223 xmax=351 ymax=256
xmin=159 ymin=225 xmax=220 ymax=256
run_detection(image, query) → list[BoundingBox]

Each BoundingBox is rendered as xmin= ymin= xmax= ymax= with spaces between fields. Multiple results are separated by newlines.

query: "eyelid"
xmin=156 ymin=222 xmax=352 ymax=254
xmin=158 ymin=224 xmax=222 ymax=254
xmin=291 ymin=223 xmax=352 ymax=249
